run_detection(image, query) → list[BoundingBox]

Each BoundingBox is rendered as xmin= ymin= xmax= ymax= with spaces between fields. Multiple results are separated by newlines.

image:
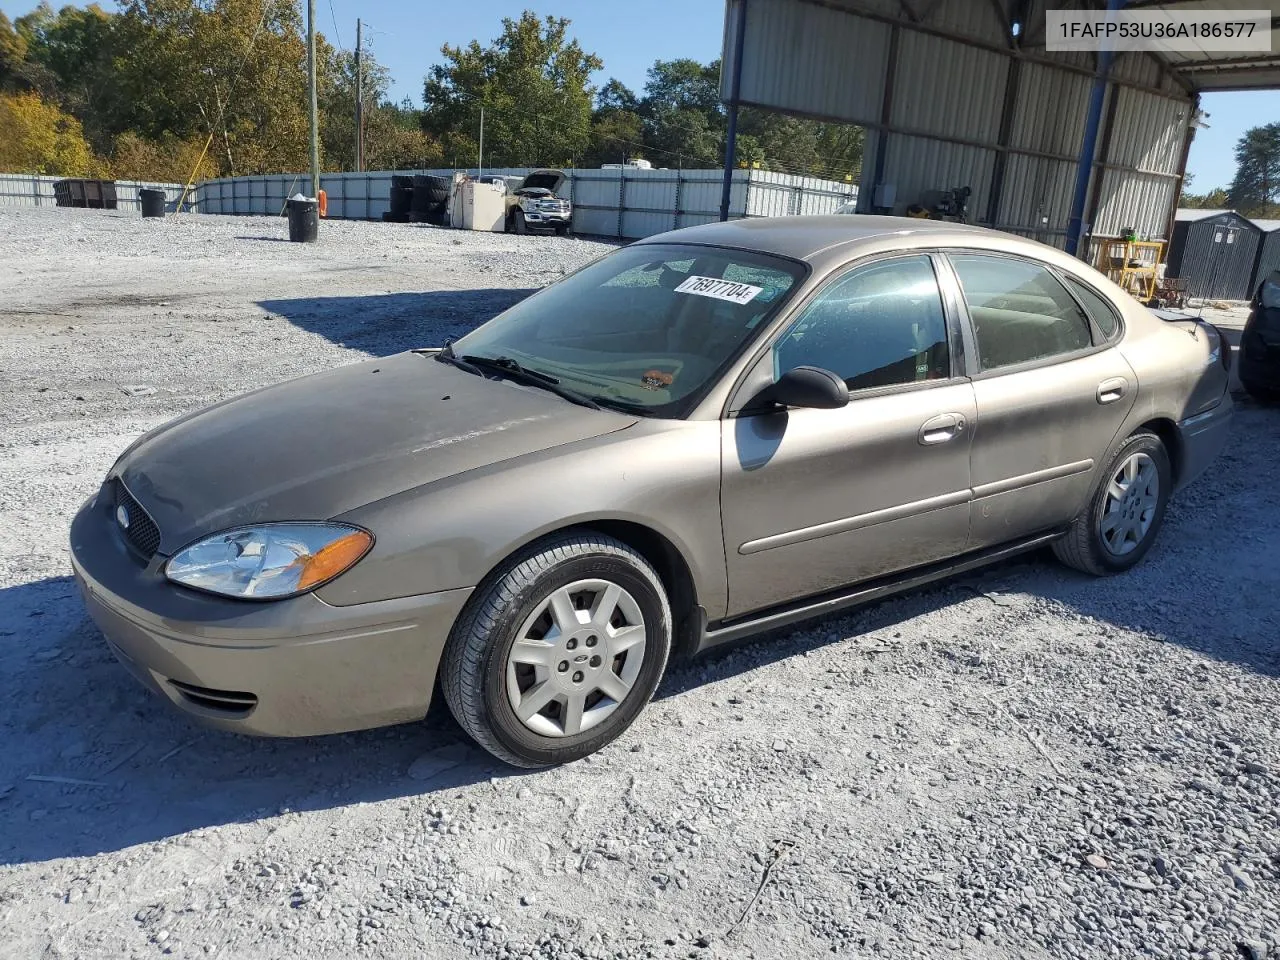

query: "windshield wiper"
xmin=432 ymin=339 xmax=483 ymax=376
xmin=589 ymin=395 xmax=653 ymax=416
xmin=460 ymin=354 xmax=601 ymax=410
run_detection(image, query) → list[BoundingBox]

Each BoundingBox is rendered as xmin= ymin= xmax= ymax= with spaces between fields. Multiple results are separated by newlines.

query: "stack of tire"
xmin=382 ymin=175 xmax=414 ymax=223
xmin=411 ymin=175 xmax=451 ymax=226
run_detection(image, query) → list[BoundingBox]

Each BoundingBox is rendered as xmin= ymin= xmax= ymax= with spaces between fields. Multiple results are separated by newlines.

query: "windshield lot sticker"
xmin=641 ymin=370 xmax=675 ymax=390
xmin=674 ymin=275 xmax=763 ymax=304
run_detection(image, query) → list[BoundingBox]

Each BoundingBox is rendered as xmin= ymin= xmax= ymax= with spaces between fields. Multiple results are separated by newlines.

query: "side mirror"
xmin=755 ymin=365 xmax=849 ymax=410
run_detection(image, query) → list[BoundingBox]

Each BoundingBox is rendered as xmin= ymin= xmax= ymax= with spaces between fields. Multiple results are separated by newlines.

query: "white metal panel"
xmin=883 ymin=135 xmax=996 ymax=218
xmin=920 ymin=0 xmax=1012 ymax=46
xmin=1105 ymin=87 xmax=1188 ymax=175
xmin=733 ymin=0 xmax=890 ymax=124
xmin=1092 ymin=169 xmax=1178 ymax=238
xmin=890 ymin=31 xmax=1007 ymax=142
xmin=997 ymin=154 xmax=1077 ymax=237
xmin=1010 ymin=62 xmax=1091 ymax=158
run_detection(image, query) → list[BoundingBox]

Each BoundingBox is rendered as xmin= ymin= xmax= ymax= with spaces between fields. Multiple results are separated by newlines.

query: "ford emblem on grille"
xmin=116 ymin=503 xmax=131 ymax=530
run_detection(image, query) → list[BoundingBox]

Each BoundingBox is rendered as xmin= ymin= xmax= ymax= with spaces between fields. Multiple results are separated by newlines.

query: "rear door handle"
xmin=918 ymin=412 xmax=967 ymax=445
xmin=1097 ymin=377 xmax=1128 ymax=404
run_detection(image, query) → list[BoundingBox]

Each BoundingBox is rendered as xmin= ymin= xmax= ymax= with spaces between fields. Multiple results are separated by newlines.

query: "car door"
xmin=720 ymin=253 xmax=977 ymax=618
xmin=943 ymin=252 xmax=1137 ymax=550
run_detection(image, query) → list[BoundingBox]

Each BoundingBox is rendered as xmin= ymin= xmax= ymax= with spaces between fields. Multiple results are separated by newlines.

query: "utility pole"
xmin=354 ymin=18 xmax=364 ymax=173
xmin=307 ymin=0 xmax=319 ymax=199
xmin=478 ymin=106 xmax=485 ymax=179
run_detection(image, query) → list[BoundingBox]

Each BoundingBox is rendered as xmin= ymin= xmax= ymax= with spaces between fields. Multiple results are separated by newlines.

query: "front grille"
xmin=111 ymin=480 xmax=161 ymax=559
xmin=168 ymin=680 xmax=258 ymax=716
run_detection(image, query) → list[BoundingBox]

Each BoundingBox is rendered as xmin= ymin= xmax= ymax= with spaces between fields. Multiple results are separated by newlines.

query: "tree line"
xmin=1181 ymin=122 xmax=1280 ymax=220
xmin=0 ymin=4 xmax=863 ymax=185
xmin=0 ymin=0 xmax=436 ymax=182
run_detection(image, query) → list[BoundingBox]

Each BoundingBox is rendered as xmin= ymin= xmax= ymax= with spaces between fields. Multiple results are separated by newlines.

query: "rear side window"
xmin=950 ymin=254 xmax=1093 ymax=370
xmin=1063 ymin=275 xmax=1121 ymax=339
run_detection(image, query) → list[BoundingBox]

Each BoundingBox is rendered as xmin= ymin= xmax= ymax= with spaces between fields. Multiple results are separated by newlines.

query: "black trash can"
xmin=286 ymin=198 xmax=319 ymax=243
xmin=139 ymin=188 xmax=166 ymax=218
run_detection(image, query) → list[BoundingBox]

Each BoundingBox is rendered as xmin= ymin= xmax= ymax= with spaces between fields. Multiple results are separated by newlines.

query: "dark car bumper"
xmin=1238 ymin=346 xmax=1280 ymax=392
xmin=1175 ymin=395 xmax=1233 ymax=492
xmin=69 ymin=490 xmax=472 ymax=737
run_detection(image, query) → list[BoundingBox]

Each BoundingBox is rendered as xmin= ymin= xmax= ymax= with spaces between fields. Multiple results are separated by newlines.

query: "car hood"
xmin=114 ymin=351 xmax=637 ymax=554
xmin=519 ymin=170 xmax=566 ymax=193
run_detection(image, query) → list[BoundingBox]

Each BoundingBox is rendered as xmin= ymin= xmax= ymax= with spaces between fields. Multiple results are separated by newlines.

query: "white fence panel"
xmin=194 ymin=167 xmax=861 ymax=240
xmin=0 ymin=174 xmax=187 ymax=210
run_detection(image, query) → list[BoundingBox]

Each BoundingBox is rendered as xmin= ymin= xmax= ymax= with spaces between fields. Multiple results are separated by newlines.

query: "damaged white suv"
xmin=505 ymin=169 xmax=573 ymax=236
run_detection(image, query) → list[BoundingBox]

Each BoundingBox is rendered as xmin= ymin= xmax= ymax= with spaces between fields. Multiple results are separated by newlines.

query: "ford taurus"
xmin=70 ymin=216 xmax=1233 ymax=767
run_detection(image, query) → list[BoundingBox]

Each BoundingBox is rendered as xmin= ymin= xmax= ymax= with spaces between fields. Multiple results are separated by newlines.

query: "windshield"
xmin=451 ymin=243 xmax=806 ymax=416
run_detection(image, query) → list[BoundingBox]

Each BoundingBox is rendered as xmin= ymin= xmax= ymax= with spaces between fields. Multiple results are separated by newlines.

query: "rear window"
xmin=1064 ymin=276 xmax=1121 ymax=339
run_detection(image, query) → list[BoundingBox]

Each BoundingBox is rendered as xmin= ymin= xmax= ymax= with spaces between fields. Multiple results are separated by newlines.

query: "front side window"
xmin=950 ymin=254 xmax=1093 ymax=370
xmin=452 ymin=243 xmax=804 ymax=416
xmin=772 ymin=255 xmax=950 ymax=391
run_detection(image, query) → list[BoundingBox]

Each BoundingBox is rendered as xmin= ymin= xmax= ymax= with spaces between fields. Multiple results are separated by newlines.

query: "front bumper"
xmin=69 ymin=491 xmax=472 ymax=737
xmin=1175 ymin=394 xmax=1233 ymax=493
xmin=523 ymin=210 xmax=571 ymax=225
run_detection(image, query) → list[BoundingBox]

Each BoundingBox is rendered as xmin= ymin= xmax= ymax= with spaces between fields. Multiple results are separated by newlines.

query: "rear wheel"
xmin=1053 ymin=431 xmax=1171 ymax=576
xmin=441 ymin=531 xmax=671 ymax=768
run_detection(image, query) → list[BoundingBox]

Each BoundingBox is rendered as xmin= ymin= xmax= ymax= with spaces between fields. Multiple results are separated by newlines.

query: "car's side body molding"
xmin=699 ymin=529 xmax=1065 ymax=650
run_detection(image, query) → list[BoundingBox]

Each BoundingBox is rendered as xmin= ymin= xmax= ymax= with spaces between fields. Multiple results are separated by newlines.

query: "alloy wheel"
xmin=504 ymin=578 xmax=647 ymax=738
xmin=1099 ymin=451 xmax=1159 ymax=556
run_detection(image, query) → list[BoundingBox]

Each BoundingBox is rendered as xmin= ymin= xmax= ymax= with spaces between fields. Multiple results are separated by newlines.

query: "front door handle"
xmin=1097 ymin=377 xmax=1128 ymax=404
xmin=918 ymin=412 xmax=967 ymax=445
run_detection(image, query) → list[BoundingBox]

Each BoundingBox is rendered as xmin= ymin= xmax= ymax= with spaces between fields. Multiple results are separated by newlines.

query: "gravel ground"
xmin=0 ymin=207 xmax=1277 ymax=960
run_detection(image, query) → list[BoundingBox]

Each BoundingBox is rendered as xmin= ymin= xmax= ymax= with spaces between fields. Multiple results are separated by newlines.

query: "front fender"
xmin=317 ymin=420 xmax=729 ymax=620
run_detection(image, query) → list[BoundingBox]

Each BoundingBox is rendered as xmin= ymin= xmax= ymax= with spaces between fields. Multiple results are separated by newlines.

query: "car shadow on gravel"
xmin=257 ymin=289 xmax=536 ymax=356
xmin=0 ymin=576 xmax=520 ymax=867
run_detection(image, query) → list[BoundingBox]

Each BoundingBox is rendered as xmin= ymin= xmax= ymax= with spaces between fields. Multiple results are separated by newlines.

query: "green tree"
xmin=114 ymin=0 xmax=312 ymax=176
xmin=0 ymin=12 xmax=31 ymax=92
xmin=422 ymin=11 xmax=602 ymax=168
xmin=1227 ymin=122 xmax=1280 ymax=217
xmin=17 ymin=3 xmax=120 ymax=152
xmin=1180 ymin=186 xmax=1229 ymax=209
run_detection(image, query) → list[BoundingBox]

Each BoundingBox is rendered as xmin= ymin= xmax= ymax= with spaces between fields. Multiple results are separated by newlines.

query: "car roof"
xmin=634 ymin=215 xmax=1010 ymax=263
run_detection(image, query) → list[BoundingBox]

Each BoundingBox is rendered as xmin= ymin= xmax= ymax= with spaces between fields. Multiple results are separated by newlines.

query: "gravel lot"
xmin=0 ymin=207 xmax=1277 ymax=960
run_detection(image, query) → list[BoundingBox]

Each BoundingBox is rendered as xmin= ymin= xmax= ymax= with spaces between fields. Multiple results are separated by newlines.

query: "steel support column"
xmin=1065 ymin=0 xmax=1125 ymax=256
xmin=720 ymin=0 xmax=749 ymax=221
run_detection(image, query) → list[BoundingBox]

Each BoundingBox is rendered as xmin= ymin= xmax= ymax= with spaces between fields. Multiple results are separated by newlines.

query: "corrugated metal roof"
xmin=1252 ymin=219 xmax=1280 ymax=232
xmin=1175 ymin=208 xmax=1233 ymax=221
xmin=732 ymin=0 xmax=889 ymax=124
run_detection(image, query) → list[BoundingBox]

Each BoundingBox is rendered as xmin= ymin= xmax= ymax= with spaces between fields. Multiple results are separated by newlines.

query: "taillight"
xmin=1207 ymin=323 xmax=1233 ymax=372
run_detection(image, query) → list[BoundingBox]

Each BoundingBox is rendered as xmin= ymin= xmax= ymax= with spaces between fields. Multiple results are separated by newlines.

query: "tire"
xmin=513 ymin=210 xmax=528 ymax=235
xmin=441 ymin=530 xmax=672 ymax=768
xmin=1052 ymin=430 xmax=1171 ymax=576
xmin=1244 ymin=382 xmax=1280 ymax=403
xmin=554 ymin=223 xmax=571 ymax=237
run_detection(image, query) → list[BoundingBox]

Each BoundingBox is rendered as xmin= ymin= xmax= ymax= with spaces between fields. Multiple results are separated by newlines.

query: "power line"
xmin=326 ymin=0 xmax=343 ymax=50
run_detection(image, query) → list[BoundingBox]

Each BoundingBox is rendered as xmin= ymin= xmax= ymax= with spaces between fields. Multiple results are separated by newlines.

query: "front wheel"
xmin=513 ymin=210 xmax=528 ymax=235
xmin=1053 ymin=430 xmax=1171 ymax=576
xmin=441 ymin=531 xmax=672 ymax=768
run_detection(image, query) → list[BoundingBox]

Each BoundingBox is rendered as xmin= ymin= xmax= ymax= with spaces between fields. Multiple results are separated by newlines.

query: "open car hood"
xmin=519 ymin=170 xmax=566 ymax=194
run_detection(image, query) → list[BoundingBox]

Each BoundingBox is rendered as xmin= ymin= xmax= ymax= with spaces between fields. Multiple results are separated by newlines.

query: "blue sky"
xmin=0 ymin=0 xmax=1268 ymax=189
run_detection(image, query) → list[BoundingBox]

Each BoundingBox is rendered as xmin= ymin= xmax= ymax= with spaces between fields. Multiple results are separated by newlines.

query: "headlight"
xmin=165 ymin=523 xmax=373 ymax=600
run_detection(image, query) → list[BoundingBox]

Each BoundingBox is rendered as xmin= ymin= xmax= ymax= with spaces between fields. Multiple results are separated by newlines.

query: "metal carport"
xmin=716 ymin=0 xmax=1280 ymax=257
